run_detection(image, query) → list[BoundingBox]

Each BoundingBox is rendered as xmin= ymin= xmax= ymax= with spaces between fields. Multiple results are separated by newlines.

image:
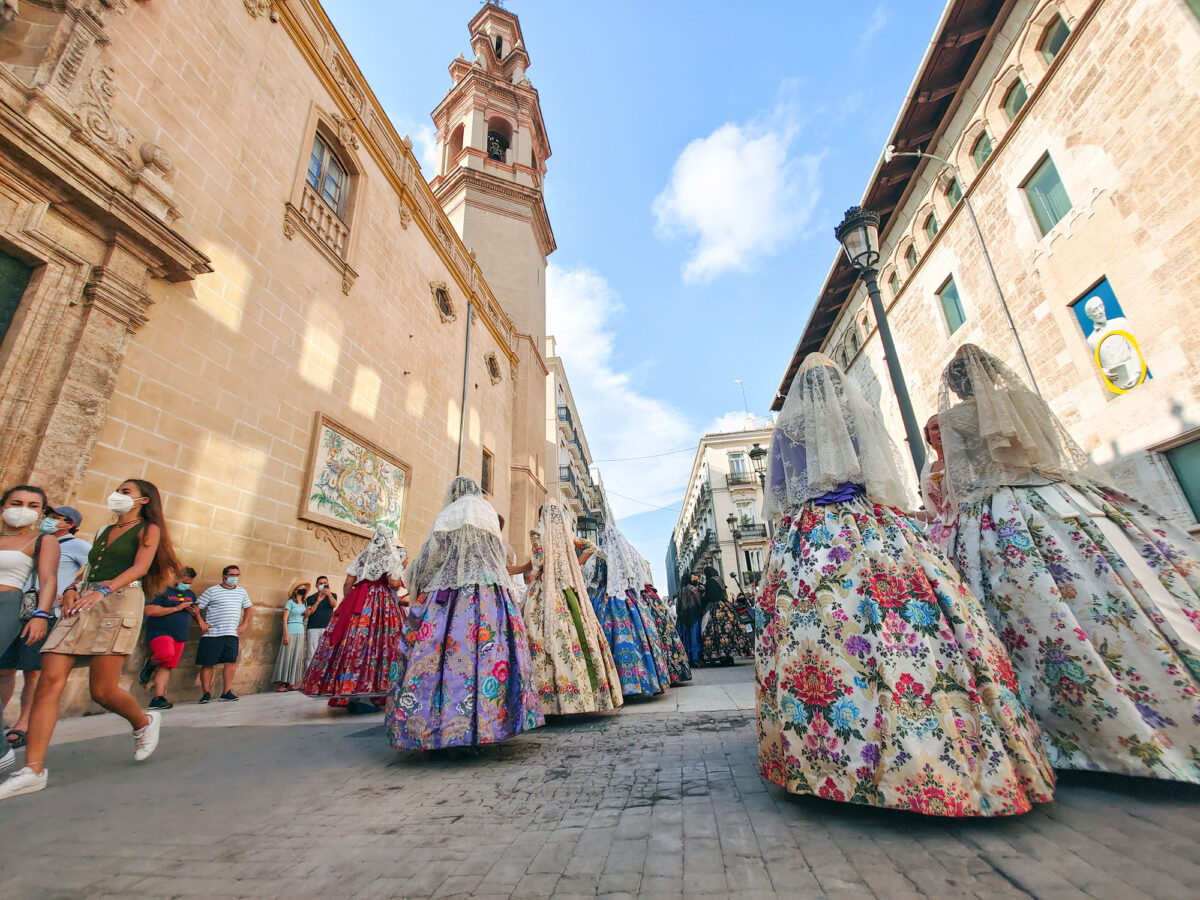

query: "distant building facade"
xmin=545 ymin=336 xmax=602 ymax=542
xmin=672 ymin=423 xmax=773 ymax=594
xmin=0 ymin=0 xmax=559 ymax=712
xmin=774 ymin=0 xmax=1200 ymax=532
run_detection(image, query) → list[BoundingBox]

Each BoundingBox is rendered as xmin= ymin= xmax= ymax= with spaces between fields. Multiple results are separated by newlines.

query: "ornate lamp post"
xmin=834 ymin=206 xmax=926 ymax=476
xmin=748 ymin=441 xmax=771 ymax=540
xmin=726 ymin=511 xmax=744 ymax=590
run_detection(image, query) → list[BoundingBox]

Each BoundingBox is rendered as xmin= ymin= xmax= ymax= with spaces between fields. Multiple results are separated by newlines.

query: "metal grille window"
xmin=1023 ymin=155 xmax=1072 ymax=236
xmin=306 ymin=134 xmax=349 ymax=218
xmin=937 ymin=275 xmax=966 ymax=334
xmin=481 ymin=448 xmax=494 ymax=496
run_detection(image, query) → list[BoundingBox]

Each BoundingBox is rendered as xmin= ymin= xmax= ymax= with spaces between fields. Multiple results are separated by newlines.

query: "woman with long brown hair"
xmin=0 ymin=478 xmax=180 ymax=800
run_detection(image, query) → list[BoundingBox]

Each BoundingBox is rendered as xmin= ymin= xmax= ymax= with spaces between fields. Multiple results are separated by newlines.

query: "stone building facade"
xmin=774 ymin=0 xmax=1200 ymax=531
xmin=672 ymin=423 xmax=774 ymax=595
xmin=545 ymin=337 xmax=603 ymax=543
xmin=0 ymin=0 xmax=558 ymax=713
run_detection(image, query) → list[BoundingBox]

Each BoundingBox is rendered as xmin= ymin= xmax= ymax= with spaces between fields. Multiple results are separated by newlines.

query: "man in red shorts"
xmin=139 ymin=567 xmax=205 ymax=709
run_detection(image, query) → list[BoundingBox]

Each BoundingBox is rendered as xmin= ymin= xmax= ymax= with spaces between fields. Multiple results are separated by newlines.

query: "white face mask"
xmin=107 ymin=492 xmax=136 ymax=514
xmin=2 ymin=507 xmax=40 ymax=529
xmin=226 ymin=575 xmax=239 ymax=586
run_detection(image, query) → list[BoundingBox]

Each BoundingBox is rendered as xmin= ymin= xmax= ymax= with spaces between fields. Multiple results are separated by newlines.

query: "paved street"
xmin=2 ymin=664 xmax=1200 ymax=899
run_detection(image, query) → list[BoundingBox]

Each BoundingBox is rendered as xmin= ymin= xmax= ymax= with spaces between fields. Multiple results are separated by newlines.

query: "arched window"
xmin=494 ymin=35 xmax=504 ymax=59
xmin=306 ymin=134 xmax=349 ymax=219
xmin=905 ymin=243 xmax=919 ymax=273
xmin=945 ymin=176 xmax=963 ymax=207
xmin=1039 ymin=15 xmax=1070 ymax=65
xmin=848 ymin=328 xmax=860 ymax=355
xmin=888 ymin=271 xmax=901 ymax=297
xmin=486 ymin=118 xmax=513 ymax=164
xmin=1003 ymin=79 xmax=1029 ymax=121
xmin=448 ymin=123 xmax=464 ymax=165
xmin=971 ymin=131 xmax=993 ymax=171
xmin=923 ymin=212 xmax=939 ymax=242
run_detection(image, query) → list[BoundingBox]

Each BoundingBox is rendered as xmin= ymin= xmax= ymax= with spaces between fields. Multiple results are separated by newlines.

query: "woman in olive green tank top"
xmin=0 ymin=479 xmax=181 ymax=802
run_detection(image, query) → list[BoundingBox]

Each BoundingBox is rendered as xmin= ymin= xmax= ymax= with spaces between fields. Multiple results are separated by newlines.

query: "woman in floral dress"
xmin=919 ymin=414 xmax=957 ymax=554
xmin=756 ymin=353 xmax=1055 ymax=816
xmin=593 ymin=525 xmax=670 ymax=697
xmin=699 ymin=566 xmax=753 ymax=666
xmin=387 ymin=477 xmax=543 ymax=749
xmin=642 ymin=582 xmax=691 ymax=685
xmin=939 ymin=344 xmax=1200 ymax=781
xmin=520 ymin=500 xmax=623 ymax=715
xmin=301 ymin=524 xmax=406 ymax=714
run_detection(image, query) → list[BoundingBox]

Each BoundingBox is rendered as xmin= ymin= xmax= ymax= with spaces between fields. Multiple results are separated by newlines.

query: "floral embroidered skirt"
xmin=301 ymin=578 xmax=403 ymax=700
xmin=525 ymin=583 xmax=623 ymax=715
xmin=757 ymin=497 xmax=1056 ymax=817
xmin=952 ymin=482 xmax=1200 ymax=782
xmin=643 ymin=591 xmax=691 ymax=685
xmin=386 ymin=583 xmax=544 ymax=749
xmin=700 ymin=601 xmax=752 ymax=665
xmin=591 ymin=589 xmax=670 ymax=697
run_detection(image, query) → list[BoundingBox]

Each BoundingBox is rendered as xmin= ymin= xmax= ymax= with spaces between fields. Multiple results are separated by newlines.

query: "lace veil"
xmin=937 ymin=344 xmax=1108 ymax=507
xmin=599 ymin=524 xmax=645 ymax=596
xmin=764 ymin=352 xmax=910 ymax=519
xmin=405 ymin=476 xmax=512 ymax=598
xmin=534 ymin=499 xmax=591 ymax=599
xmin=348 ymin=524 xmax=407 ymax=583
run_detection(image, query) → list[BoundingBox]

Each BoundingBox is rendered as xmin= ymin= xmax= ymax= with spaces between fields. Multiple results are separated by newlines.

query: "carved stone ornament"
xmin=430 ymin=281 xmax=455 ymax=323
xmin=485 ymin=352 xmax=502 ymax=385
xmin=83 ymin=266 xmax=154 ymax=334
xmin=139 ymin=143 xmax=173 ymax=178
xmin=76 ymin=65 xmax=136 ymax=159
xmin=244 ymin=0 xmax=273 ymax=17
xmin=329 ymin=54 xmax=365 ymax=113
xmin=330 ymin=113 xmax=360 ymax=151
xmin=398 ymin=202 xmax=412 ymax=230
xmin=306 ymin=522 xmax=367 ymax=562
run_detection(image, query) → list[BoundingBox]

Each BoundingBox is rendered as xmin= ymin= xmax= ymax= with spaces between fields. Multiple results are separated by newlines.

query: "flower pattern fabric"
xmin=591 ymin=587 xmax=670 ymax=697
xmin=642 ymin=587 xmax=691 ymax=685
xmin=951 ymin=483 xmax=1200 ymax=781
xmin=757 ymin=496 xmax=1055 ymax=817
xmin=386 ymin=583 xmax=543 ymax=749
xmin=524 ymin=533 xmax=623 ymax=715
xmin=301 ymin=577 xmax=403 ymax=699
xmin=700 ymin=601 xmax=752 ymax=665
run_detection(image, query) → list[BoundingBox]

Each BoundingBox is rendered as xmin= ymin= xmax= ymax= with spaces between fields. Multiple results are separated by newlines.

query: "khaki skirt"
xmin=42 ymin=581 xmax=145 ymax=657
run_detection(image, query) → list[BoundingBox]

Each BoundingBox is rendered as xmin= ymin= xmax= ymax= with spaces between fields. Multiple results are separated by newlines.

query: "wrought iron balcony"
xmin=558 ymin=465 xmax=577 ymax=488
xmin=734 ymin=523 xmax=768 ymax=540
xmin=725 ymin=471 xmax=758 ymax=488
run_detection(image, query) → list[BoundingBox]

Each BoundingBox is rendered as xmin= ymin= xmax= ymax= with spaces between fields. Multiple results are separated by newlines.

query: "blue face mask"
xmin=39 ymin=517 xmax=59 ymax=535
xmin=176 ymin=583 xmax=192 ymax=592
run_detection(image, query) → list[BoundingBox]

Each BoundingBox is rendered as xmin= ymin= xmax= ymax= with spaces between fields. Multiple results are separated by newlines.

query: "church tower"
xmin=431 ymin=2 xmax=555 ymax=341
xmin=431 ymin=2 xmax=555 ymax=550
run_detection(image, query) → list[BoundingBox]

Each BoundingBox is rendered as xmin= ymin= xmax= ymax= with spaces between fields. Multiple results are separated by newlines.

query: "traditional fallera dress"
xmin=756 ymin=352 xmax=1055 ymax=817
xmin=642 ymin=584 xmax=691 ymax=685
xmin=301 ymin=525 xmax=405 ymax=703
xmin=919 ymin=456 xmax=957 ymax=555
xmin=698 ymin=568 xmax=753 ymax=666
xmin=592 ymin=525 xmax=670 ymax=697
xmin=387 ymin=478 xmax=543 ymax=749
xmin=939 ymin=344 xmax=1200 ymax=782
xmin=523 ymin=499 xmax=623 ymax=715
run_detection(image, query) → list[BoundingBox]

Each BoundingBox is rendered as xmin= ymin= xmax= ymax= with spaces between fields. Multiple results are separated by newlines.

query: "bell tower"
xmin=431 ymin=2 xmax=555 ymax=554
xmin=431 ymin=2 xmax=555 ymax=341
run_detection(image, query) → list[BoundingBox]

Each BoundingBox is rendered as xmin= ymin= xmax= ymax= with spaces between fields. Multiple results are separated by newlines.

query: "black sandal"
xmin=5 ymin=729 xmax=26 ymax=749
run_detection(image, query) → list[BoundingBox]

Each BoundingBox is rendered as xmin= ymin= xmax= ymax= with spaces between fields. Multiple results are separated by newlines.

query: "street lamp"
xmin=883 ymin=145 xmax=1040 ymax=395
xmin=835 ymin=206 xmax=926 ymax=476
xmin=748 ymin=442 xmax=772 ymax=540
xmin=726 ymin=512 xmax=745 ymax=588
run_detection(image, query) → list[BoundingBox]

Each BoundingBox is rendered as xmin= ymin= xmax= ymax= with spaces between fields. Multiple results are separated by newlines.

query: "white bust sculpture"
xmin=1083 ymin=295 xmax=1140 ymax=390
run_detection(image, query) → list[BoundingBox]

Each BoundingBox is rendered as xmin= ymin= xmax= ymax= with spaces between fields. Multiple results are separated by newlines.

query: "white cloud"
xmin=706 ymin=410 xmax=757 ymax=435
xmin=409 ymin=123 xmax=437 ymax=175
xmin=547 ymin=265 xmax=694 ymax=521
xmin=859 ymin=5 xmax=889 ymax=55
xmin=652 ymin=91 xmax=823 ymax=283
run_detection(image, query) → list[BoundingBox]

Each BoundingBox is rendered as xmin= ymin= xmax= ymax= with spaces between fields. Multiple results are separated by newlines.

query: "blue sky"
xmin=322 ymin=1 xmax=945 ymax=587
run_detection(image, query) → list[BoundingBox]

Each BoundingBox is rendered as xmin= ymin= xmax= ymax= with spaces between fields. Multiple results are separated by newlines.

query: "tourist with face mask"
xmin=195 ymin=564 xmax=252 ymax=703
xmin=302 ymin=575 xmax=338 ymax=668
xmin=0 ymin=479 xmax=179 ymax=801
xmin=139 ymin=566 xmax=203 ymax=709
xmin=0 ymin=486 xmax=61 ymax=776
xmin=273 ymin=581 xmax=310 ymax=691
xmin=2 ymin=505 xmax=86 ymax=753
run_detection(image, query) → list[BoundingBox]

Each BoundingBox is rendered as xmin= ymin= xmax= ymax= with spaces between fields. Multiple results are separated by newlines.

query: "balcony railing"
xmin=558 ymin=465 xmax=577 ymax=488
xmin=556 ymin=405 xmax=573 ymax=427
xmin=725 ymin=471 xmax=757 ymax=488
xmin=735 ymin=523 xmax=768 ymax=540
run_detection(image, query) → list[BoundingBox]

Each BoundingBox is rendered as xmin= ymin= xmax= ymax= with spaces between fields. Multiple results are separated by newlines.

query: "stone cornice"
xmin=276 ymin=0 xmax=522 ymax=367
xmin=83 ymin=264 xmax=152 ymax=332
xmin=432 ymin=165 xmax=556 ymax=260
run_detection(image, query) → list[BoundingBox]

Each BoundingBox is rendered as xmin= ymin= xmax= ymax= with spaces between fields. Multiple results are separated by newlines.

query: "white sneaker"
xmin=0 ymin=766 xmax=48 ymax=800
xmin=133 ymin=709 xmax=162 ymax=762
xmin=0 ymin=747 xmax=14 ymax=773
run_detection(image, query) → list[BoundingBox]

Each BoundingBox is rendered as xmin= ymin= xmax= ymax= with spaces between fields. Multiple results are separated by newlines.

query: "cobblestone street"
xmin=2 ymin=665 xmax=1199 ymax=899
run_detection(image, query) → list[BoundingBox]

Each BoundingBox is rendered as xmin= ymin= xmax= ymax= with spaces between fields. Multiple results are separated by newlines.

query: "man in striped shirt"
xmin=195 ymin=565 xmax=252 ymax=703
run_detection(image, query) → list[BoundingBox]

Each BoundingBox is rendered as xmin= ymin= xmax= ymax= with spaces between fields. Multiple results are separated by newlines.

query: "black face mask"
xmin=297 ymin=588 xmax=307 ymax=597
